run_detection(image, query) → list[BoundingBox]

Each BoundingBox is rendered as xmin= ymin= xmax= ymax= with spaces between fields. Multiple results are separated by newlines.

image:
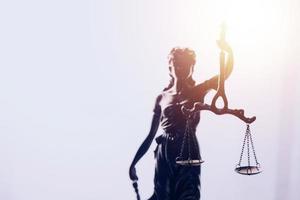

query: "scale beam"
xmin=181 ymin=102 xmax=256 ymax=124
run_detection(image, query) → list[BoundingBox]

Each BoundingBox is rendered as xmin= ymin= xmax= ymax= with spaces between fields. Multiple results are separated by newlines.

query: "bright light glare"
xmin=208 ymin=0 xmax=286 ymax=47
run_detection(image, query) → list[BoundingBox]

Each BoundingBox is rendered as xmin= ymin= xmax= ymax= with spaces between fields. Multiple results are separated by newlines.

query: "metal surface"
xmin=176 ymin=158 xmax=204 ymax=166
xmin=235 ymin=125 xmax=262 ymax=175
xmin=235 ymin=166 xmax=262 ymax=175
xmin=176 ymin=114 xmax=203 ymax=166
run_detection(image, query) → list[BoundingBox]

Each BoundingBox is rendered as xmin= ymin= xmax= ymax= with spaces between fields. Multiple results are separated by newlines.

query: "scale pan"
xmin=176 ymin=159 xmax=204 ymax=166
xmin=235 ymin=166 xmax=262 ymax=175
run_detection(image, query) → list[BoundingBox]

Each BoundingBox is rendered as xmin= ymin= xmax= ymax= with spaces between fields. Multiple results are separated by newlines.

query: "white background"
xmin=0 ymin=0 xmax=299 ymax=199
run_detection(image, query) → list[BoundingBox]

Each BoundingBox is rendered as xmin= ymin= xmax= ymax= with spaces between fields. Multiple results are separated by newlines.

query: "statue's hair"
xmin=163 ymin=47 xmax=196 ymax=91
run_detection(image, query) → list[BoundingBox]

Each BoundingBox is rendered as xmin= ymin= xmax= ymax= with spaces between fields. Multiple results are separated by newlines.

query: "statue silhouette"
xmin=129 ymin=42 xmax=233 ymax=200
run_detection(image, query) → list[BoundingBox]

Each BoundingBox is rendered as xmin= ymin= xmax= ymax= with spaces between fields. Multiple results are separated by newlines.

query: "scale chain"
xmin=238 ymin=124 xmax=249 ymax=166
xmin=178 ymin=114 xmax=190 ymax=160
xmin=247 ymin=126 xmax=250 ymax=167
xmin=191 ymin=123 xmax=201 ymax=161
xmin=248 ymin=127 xmax=259 ymax=166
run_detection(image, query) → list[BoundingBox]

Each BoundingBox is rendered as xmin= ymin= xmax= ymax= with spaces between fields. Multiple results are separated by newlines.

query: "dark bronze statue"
xmin=129 ymin=24 xmax=260 ymax=199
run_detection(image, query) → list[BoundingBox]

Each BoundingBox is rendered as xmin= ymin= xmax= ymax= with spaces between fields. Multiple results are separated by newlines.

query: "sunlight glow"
xmin=209 ymin=0 xmax=286 ymax=46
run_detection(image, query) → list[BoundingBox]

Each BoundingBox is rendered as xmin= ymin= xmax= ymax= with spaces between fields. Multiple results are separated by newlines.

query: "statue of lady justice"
xmin=129 ymin=39 xmax=233 ymax=200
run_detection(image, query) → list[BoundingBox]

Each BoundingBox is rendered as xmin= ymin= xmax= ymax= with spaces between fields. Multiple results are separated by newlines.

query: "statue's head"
xmin=168 ymin=47 xmax=196 ymax=81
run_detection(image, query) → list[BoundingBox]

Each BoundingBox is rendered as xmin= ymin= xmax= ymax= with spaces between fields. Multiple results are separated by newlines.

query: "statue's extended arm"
xmin=187 ymin=42 xmax=255 ymax=124
xmin=129 ymin=111 xmax=161 ymax=181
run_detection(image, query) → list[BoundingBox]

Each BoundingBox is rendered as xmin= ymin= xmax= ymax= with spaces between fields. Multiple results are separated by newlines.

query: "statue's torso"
xmin=158 ymin=89 xmax=202 ymax=135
